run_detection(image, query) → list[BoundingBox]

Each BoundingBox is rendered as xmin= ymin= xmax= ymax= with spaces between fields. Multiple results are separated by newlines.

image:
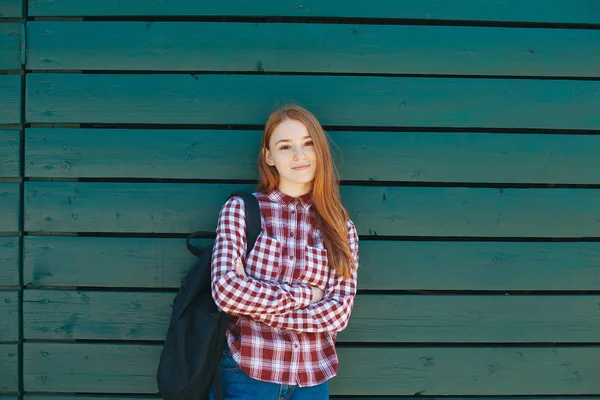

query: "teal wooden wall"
xmin=1 ymin=0 xmax=600 ymax=398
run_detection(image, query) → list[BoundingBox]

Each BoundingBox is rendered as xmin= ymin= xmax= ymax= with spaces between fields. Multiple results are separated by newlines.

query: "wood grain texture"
xmin=0 ymin=75 xmax=20 ymax=124
xmin=25 ymin=128 xmax=600 ymax=184
xmin=0 ymin=238 xmax=18 ymax=287
xmin=25 ymin=74 xmax=600 ymax=129
xmin=0 ymin=183 xmax=19 ymax=233
xmin=0 ymin=23 xmax=21 ymax=70
xmin=24 ymin=182 xmax=600 ymax=237
xmin=23 ymin=343 xmax=600 ymax=395
xmin=23 ymin=397 xmax=600 ymax=400
xmin=23 ymin=236 xmax=600 ymax=291
xmin=22 ymin=290 xmax=600 ymax=343
xmin=0 ymin=0 xmax=21 ymax=18
xmin=26 ymin=22 xmax=600 ymax=77
xmin=0 ymin=344 xmax=18 ymax=392
xmin=26 ymin=0 xmax=600 ymax=24
xmin=0 ymin=130 xmax=19 ymax=177
xmin=0 ymin=290 xmax=18 ymax=341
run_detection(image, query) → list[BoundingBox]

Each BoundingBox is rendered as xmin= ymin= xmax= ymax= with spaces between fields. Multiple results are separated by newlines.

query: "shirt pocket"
xmin=245 ymin=233 xmax=283 ymax=281
xmin=302 ymin=246 xmax=330 ymax=289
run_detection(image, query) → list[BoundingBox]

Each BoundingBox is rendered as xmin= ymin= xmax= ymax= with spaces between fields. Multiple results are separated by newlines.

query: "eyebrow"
xmin=275 ymin=136 xmax=312 ymax=146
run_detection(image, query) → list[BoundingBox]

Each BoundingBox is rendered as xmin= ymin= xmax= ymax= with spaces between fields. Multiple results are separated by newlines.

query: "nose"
xmin=293 ymin=145 xmax=306 ymax=160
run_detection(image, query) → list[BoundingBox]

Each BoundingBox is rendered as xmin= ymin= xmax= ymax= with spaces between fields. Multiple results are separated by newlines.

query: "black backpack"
xmin=157 ymin=192 xmax=261 ymax=400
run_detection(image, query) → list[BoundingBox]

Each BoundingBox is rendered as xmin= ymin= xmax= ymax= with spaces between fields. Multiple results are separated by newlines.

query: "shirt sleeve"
xmin=251 ymin=219 xmax=359 ymax=333
xmin=211 ymin=196 xmax=313 ymax=317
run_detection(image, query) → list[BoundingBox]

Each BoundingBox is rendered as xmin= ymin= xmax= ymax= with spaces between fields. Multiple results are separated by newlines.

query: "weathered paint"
xmin=0 ymin=130 xmax=19 ymax=177
xmin=0 ymin=23 xmax=21 ymax=70
xmin=26 ymin=74 xmax=600 ymax=129
xmin=0 ymin=183 xmax=19 ymax=232
xmin=26 ymin=22 xmax=600 ymax=77
xmin=23 ymin=182 xmax=600 ymax=237
xmin=0 ymin=75 xmax=20 ymax=124
xmin=25 ymin=128 xmax=600 ymax=184
xmin=0 ymin=238 xmax=19 ymax=287
xmin=0 ymin=344 xmax=18 ymax=392
xmin=22 ymin=343 xmax=600 ymax=394
xmin=0 ymin=0 xmax=21 ymax=18
xmin=26 ymin=0 xmax=600 ymax=24
xmin=0 ymin=290 xmax=18 ymax=341
xmin=22 ymin=290 xmax=600 ymax=343
xmin=23 ymin=236 xmax=600 ymax=291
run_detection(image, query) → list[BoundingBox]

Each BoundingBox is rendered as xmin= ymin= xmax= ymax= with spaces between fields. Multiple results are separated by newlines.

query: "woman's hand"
xmin=235 ymin=258 xmax=246 ymax=277
xmin=311 ymin=286 xmax=324 ymax=303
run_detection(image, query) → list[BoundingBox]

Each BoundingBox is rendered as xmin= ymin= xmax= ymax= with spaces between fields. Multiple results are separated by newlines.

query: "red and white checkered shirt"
xmin=210 ymin=189 xmax=359 ymax=387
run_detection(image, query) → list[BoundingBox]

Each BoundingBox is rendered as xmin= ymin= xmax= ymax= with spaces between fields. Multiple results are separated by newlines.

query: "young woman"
xmin=210 ymin=105 xmax=359 ymax=399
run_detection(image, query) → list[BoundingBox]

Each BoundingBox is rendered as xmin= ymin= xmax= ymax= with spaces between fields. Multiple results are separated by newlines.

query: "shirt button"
xmin=289 ymin=255 xmax=294 ymax=261
xmin=290 ymin=232 xmax=294 ymax=237
xmin=294 ymin=344 xmax=299 ymax=348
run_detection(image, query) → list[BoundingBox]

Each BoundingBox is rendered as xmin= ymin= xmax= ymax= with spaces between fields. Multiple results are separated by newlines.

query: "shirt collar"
xmin=267 ymin=188 xmax=313 ymax=210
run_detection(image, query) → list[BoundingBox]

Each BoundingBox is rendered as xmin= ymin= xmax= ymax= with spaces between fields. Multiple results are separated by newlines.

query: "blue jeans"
xmin=209 ymin=346 xmax=329 ymax=400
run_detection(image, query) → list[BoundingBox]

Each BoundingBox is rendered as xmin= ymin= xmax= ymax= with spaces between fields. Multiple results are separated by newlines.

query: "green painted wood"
xmin=26 ymin=22 xmax=600 ymax=77
xmin=0 ymin=238 xmax=18 ymax=287
xmin=22 ymin=290 xmax=600 ymax=343
xmin=0 ymin=130 xmax=19 ymax=177
xmin=23 ymin=343 xmax=600 ymax=395
xmin=24 ymin=182 xmax=600 ymax=237
xmin=0 ymin=75 xmax=20 ymax=124
xmin=23 ymin=236 xmax=600 ymax=290
xmin=0 ymin=291 xmax=18 ymax=341
xmin=23 ymin=397 xmax=600 ymax=400
xmin=25 ymin=74 xmax=600 ymax=129
xmin=0 ymin=0 xmax=21 ymax=18
xmin=0 ymin=183 xmax=19 ymax=233
xmin=26 ymin=0 xmax=600 ymax=24
xmin=341 ymin=294 xmax=600 ymax=343
xmin=24 ymin=128 xmax=600 ymax=184
xmin=0 ymin=23 xmax=21 ymax=70
xmin=0 ymin=344 xmax=18 ymax=392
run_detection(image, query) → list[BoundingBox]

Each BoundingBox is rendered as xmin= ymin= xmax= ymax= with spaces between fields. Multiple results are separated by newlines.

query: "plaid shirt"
xmin=210 ymin=189 xmax=359 ymax=387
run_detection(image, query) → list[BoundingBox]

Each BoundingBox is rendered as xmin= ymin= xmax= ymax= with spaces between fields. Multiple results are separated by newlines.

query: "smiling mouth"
xmin=292 ymin=165 xmax=310 ymax=171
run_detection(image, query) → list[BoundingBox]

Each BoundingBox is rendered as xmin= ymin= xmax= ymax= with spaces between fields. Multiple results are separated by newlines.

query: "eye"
xmin=279 ymin=145 xmax=291 ymax=150
xmin=304 ymin=140 xmax=314 ymax=146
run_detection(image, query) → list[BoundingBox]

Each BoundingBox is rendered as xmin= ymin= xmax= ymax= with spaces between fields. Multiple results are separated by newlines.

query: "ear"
xmin=264 ymin=148 xmax=275 ymax=166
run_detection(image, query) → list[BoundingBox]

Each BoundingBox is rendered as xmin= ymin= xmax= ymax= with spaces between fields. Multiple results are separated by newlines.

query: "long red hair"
xmin=257 ymin=105 xmax=354 ymax=280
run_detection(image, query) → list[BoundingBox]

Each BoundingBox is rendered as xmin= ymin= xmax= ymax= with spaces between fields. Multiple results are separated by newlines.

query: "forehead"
xmin=270 ymin=119 xmax=310 ymax=144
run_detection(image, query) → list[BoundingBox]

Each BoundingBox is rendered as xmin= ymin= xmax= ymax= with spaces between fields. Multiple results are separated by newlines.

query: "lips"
xmin=292 ymin=165 xmax=310 ymax=171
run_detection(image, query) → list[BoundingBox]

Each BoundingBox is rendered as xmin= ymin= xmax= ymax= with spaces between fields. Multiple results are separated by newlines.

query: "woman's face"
xmin=265 ymin=119 xmax=317 ymax=196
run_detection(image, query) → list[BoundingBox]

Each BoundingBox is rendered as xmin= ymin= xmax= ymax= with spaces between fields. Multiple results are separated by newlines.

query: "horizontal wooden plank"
xmin=22 ymin=290 xmax=600 ymax=343
xmin=23 ymin=236 xmax=600 ymax=291
xmin=0 ymin=291 xmax=18 ymax=341
xmin=0 ymin=344 xmax=18 ymax=392
xmin=0 ymin=183 xmax=19 ymax=232
xmin=26 ymin=0 xmax=600 ymax=24
xmin=24 ymin=182 xmax=600 ymax=237
xmin=0 ymin=23 xmax=21 ymax=70
xmin=23 ymin=397 xmax=600 ymax=400
xmin=0 ymin=75 xmax=20 ymax=124
xmin=0 ymin=130 xmax=19 ymax=177
xmin=23 ymin=343 xmax=600 ymax=395
xmin=25 ymin=128 xmax=600 ymax=184
xmin=0 ymin=237 xmax=18 ymax=287
xmin=26 ymin=22 xmax=600 ymax=77
xmin=0 ymin=0 xmax=21 ymax=18
xmin=25 ymin=74 xmax=600 ymax=129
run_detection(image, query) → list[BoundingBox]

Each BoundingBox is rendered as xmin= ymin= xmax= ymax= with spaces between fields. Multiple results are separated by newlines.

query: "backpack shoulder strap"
xmin=185 ymin=192 xmax=261 ymax=258
xmin=229 ymin=191 xmax=261 ymax=257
